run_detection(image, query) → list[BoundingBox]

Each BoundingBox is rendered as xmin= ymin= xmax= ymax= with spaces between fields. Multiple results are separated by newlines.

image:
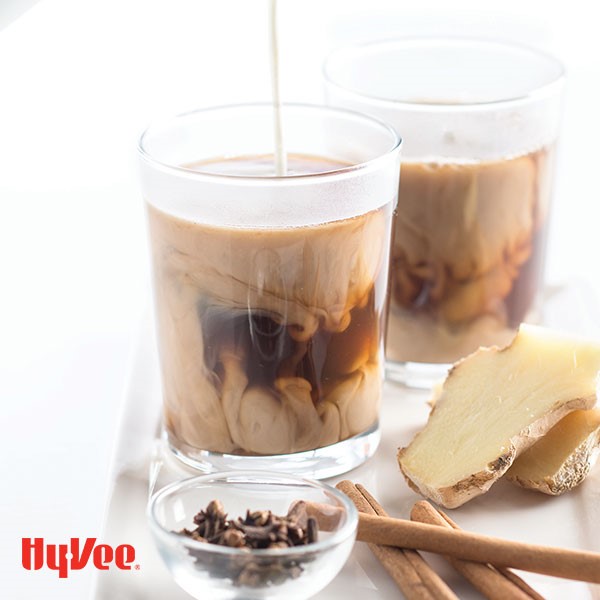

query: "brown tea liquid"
xmin=148 ymin=154 xmax=392 ymax=456
xmin=387 ymin=146 xmax=554 ymax=364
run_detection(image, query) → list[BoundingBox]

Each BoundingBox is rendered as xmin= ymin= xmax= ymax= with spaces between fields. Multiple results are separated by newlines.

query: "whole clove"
xmin=176 ymin=500 xmax=319 ymax=587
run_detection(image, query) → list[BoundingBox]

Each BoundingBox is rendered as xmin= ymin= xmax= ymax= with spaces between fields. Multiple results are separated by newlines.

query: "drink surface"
xmin=387 ymin=146 xmax=554 ymax=364
xmin=186 ymin=153 xmax=349 ymax=177
xmin=148 ymin=154 xmax=393 ymax=456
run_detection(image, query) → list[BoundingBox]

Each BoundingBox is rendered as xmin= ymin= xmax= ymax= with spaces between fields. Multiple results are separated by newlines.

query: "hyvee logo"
xmin=22 ymin=538 xmax=137 ymax=578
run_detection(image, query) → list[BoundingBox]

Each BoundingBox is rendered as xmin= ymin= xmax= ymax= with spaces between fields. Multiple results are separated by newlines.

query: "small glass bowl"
xmin=147 ymin=471 xmax=358 ymax=599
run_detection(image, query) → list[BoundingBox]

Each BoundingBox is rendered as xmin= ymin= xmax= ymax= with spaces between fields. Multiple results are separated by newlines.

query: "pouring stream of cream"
xmin=269 ymin=0 xmax=287 ymax=176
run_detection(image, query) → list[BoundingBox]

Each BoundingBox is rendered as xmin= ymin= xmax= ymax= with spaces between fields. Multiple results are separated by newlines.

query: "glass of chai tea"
xmin=139 ymin=104 xmax=401 ymax=477
xmin=324 ymin=38 xmax=565 ymax=388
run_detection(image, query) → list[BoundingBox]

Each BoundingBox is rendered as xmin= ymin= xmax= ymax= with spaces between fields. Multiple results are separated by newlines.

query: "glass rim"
xmin=137 ymin=102 xmax=402 ymax=184
xmin=323 ymin=36 xmax=566 ymax=111
xmin=147 ymin=470 xmax=358 ymax=558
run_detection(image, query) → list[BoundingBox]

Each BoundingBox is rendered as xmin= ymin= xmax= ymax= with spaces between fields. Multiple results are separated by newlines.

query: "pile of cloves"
xmin=177 ymin=499 xmax=318 ymax=587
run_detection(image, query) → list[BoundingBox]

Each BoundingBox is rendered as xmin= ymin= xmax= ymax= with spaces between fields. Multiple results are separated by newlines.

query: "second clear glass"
xmin=324 ymin=38 xmax=565 ymax=387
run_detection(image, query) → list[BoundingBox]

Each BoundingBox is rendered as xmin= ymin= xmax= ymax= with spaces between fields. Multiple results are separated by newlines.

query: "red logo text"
xmin=22 ymin=538 xmax=136 ymax=578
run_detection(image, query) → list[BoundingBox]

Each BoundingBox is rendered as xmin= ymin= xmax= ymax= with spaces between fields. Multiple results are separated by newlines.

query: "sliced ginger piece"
xmin=397 ymin=324 xmax=600 ymax=508
xmin=506 ymin=409 xmax=600 ymax=495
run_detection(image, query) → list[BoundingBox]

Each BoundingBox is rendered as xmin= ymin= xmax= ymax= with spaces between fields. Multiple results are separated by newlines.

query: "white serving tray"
xmin=93 ymin=283 xmax=600 ymax=599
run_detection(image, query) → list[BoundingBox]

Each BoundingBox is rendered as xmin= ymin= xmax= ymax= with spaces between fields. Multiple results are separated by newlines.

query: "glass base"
xmin=166 ymin=424 xmax=380 ymax=480
xmin=385 ymin=360 xmax=450 ymax=389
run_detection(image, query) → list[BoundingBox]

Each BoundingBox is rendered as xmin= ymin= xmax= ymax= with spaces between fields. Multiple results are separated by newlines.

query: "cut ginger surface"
xmin=398 ymin=325 xmax=600 ymax=508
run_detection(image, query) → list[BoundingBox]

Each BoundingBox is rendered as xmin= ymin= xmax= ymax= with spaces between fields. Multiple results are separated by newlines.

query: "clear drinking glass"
xmin=139 ymin=104 xmax=401 ymax=477
xmin=324 ymin=39 xmax=565 ymax=388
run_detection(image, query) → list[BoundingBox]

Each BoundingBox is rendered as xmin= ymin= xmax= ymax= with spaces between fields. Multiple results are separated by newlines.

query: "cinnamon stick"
xmin=431 ymin=504 xmax=545 ymax=600
xmin=499 ymin=569 xmax=545 ymax=600
xmin=355 ymin=512 xmax=600 ymax=583
xmin=288 ymin=499 xmax=341 ymax=531
xmin=410 ymin=501 xmax=543 ymax=600
xmin=354 ymin=485 xmax=458 ymax=600
xmin=336 ymin=481 xmax=456 ymax=600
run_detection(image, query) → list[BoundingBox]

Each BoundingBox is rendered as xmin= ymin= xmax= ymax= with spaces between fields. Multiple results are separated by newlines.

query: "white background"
xmin=1 ymin=1 xmax=599 ymax=598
